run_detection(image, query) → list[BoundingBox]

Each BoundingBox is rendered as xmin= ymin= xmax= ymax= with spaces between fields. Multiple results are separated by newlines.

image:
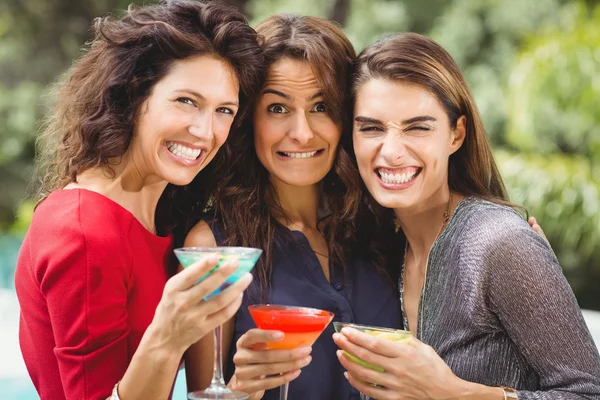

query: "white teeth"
xmin=166 ymin=142 xmax=202 ymax=161
xmin=282 ymin=151 xmax=318 ymax=159
xmin=378 ymin=169 xmax=419 ymax=184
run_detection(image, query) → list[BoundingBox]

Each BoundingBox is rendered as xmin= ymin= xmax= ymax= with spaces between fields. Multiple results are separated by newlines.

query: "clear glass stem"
xmin=360 ymin=393 xmax=370 ymax=400
xmin=210 ymin=325 xmax=225 ymax=387
xmin=279 ymin=382 xmax=289 ymax=400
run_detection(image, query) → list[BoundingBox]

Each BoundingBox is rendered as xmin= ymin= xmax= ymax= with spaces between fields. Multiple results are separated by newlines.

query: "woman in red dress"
xmin=14 ymin=1 xmax=264 ymax=399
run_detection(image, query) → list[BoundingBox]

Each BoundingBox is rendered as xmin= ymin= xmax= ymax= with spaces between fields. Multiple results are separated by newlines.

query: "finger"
xmin=234 ymin=345 xmax=312 ymax=366
xmin=166 ymin=255 xmax=221 ymax=292
xmin=344 ymin=371 xmax=397 ymax=400
xmin=335 ymin=329 xmax=411 ymax=359
xmin=337 ymin=350 xmax=400 ymax=391
xmin=235 ymin=356 xmax=312 ymax=380
xmin=236 ymin=370 xmax=302 ymax=394
xmin=185 ymin=259 xmax=241 ymax=300
xmin=237 ymin=329 xmax=285 ymax=348
xmin=528 ymin=216 xmax=537 ymax=226
xmin=201 ymin=292 xmax=245 ymax=329
xmin=200 ymin=272 xmax=253 ymax=316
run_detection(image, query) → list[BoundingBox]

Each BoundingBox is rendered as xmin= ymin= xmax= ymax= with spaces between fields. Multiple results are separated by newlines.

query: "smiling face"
xmin=253 ymin=57 xmax=341 ymax=188
xmin=353 ymin=78 xmax=465 ymax=212
xmin=127 ymin=55 xmax=239 ymax=186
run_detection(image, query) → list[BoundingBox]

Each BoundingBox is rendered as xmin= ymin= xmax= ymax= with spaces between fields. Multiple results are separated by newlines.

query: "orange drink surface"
xmin=248 ymin=305 xmax=334 ymax=349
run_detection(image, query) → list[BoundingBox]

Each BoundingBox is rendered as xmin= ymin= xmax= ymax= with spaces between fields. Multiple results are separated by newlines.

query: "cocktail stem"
xmin=279 ymin=382 xmax=289 ymax=400
xmin=360 ymin=393 xmax=371 ymax=400
xmin=210 ymin=325 xmax=226 ymax=387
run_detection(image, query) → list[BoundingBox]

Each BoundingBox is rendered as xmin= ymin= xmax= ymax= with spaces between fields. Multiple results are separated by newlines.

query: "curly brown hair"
xmin=35 ymin=0 xmax=265 ymax=228
xmin=175 ymin=15 xmax=367 ymax=299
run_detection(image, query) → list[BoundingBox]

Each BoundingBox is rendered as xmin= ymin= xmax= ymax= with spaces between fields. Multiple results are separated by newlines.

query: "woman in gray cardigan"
xmin=333 ymin=32 xmax=600 ymax=400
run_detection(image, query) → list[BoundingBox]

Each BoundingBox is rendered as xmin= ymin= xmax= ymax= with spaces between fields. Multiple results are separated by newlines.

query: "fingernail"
xmin=291 ymin=370 xmax=301 ymax=378
xmin=301 ymin=356 xmax=312 ymax=365
xmin=298 ymin=346 xmax=312 ymax=355
xmin=344 ymin=371 xmax=349 ymax=380
xmin=341 ymin=327 xmax=352 ymax=336
xmin=271 ymin=331 xmax=284 ymax=340
xmin=336 ymin=350 xmax=343 ymax=358
xmin=332 ymin=333 xmax=340 ymax=340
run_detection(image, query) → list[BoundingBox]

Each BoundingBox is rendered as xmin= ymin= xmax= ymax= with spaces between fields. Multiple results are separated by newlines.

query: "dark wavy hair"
xmin=35 ymin=0 xmax=265 ymax=234
xmin=205 ymin=15 xmax=375 ymax=298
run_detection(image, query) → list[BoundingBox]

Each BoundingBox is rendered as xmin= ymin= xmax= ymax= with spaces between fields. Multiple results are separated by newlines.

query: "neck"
xmin=269 ymin=177 xmax=320 ymax=231
xmin=72 ymin=153 xmax=168 ymax=233
xmin=394 ymin=187 xmax=461 ymax=258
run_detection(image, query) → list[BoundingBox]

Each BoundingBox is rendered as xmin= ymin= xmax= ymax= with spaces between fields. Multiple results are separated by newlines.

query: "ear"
xmin=450 ymin=115 xmax=466 ymax=155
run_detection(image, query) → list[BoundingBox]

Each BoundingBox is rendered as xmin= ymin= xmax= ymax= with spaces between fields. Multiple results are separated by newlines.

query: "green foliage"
xmin=497 ymin=150 xmax=600 ymax=309
xmin=506 ymin=3 xmax=600 ymax=159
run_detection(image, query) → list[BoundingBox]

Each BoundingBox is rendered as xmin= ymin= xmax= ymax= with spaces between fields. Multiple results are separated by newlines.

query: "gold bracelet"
xmin=500 ymin=386 xmax=518 ymax=399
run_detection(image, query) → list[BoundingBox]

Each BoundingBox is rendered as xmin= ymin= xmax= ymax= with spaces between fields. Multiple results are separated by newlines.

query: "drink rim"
xmin=248 ymin=304 xmax=334 ymax=318
xmin=333 ymin=321 xmax=412 ymax=335
xmin=174 ymin=246 xmax=263 ymax=256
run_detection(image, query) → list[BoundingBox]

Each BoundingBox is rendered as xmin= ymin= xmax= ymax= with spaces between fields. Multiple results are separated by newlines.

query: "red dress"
xmin=15 ymin=189 xmax=173 ymax=399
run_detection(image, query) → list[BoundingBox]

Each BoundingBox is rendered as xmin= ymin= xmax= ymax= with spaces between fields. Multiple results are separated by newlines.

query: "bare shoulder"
xmin=184 ymin=220 xmax=217 ymax=248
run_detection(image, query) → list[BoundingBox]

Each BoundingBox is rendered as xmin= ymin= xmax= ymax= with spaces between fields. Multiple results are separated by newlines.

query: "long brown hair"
xmin=351 ymin=33 xmax=517 ymax=261
xmin=35 ymin=0 xmax=265 ymax=233
xmin=208 ymin=15 xmax=367 ymax=299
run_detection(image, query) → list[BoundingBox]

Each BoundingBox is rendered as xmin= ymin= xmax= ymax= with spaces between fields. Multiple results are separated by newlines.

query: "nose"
xmin=380 ymin=132 xmax=406 ymax=165
xmin=188 ymin=109 xmax=214 ymax=141
xmin=288 ymin=112 xmax=314 ymax=145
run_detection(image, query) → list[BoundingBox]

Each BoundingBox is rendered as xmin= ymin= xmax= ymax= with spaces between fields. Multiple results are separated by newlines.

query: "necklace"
xmin=399 ymin=191 xmax=454 ymax=338
xmin=288 ymin=220 xmax=330 ymax=259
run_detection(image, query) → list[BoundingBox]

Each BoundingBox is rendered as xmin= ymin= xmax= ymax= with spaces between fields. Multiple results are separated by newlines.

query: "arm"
xmin=486 ymin=217 xmax=600 ymax=399
xmin=42 ymin=222 xmax=250 ymax=399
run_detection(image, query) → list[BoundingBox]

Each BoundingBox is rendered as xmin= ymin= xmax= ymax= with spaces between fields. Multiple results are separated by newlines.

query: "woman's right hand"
xmin=229 ymin=329 xmax=312 ymax=399
xmin=147 ymin=255 xmax=252 ymax=354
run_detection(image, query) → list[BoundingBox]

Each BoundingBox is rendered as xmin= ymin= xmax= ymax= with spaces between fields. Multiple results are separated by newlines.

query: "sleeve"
xmin=38 ymin=214 xmax=133 ymax=399
xmin=485 ymin=214 xmax=600 ymax=399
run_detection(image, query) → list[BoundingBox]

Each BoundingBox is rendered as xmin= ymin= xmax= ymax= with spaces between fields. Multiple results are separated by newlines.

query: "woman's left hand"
xmin=333 ymin=327 xmax=467 ymax=400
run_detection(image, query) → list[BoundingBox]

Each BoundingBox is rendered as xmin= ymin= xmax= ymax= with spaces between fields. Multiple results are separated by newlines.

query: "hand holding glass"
xmin=175 ymin=247 xmax=262 ymax=400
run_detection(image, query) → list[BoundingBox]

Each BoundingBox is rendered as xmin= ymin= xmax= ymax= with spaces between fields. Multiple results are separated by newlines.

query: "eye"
xmin=311 ymin=102 xmax=327 ymax=113
xmin=176 ymin=97 xmax=196 ymax=106
xmin=359 ymin=125 xmax=384 ymax=132
xmin=216 ymin=107 xmax=235 ymax=116
xmin=406 ymin=126 xmax=432 ymax=132
xmin=267 ymin=104 xmax=289 ymax=114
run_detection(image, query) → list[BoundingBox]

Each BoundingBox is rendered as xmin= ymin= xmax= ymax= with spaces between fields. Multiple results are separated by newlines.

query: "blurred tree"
xmin=506 ymin=2 xmax=600 ymax=160
xmin=0 ymin=0 xmax=155 ymax=227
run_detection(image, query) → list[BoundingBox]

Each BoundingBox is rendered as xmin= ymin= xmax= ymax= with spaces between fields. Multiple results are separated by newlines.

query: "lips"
xmin=276 ymin=149 xmax=324 ymax=159
xmin=166 ymin=141 xmax=204 ymax=161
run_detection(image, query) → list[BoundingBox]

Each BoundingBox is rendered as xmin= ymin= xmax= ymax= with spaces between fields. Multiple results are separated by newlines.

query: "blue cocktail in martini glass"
xmin=174 ymin=247 xmax=262 ymax=400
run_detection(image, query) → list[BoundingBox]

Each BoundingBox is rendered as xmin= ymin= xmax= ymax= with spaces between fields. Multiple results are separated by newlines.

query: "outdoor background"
xmin=0 ymin=0 xmax=599 ymax=398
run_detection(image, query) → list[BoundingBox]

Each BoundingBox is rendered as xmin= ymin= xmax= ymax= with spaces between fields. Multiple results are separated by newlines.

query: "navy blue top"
xmin=207 ymin=219 xmax=402 ymax=400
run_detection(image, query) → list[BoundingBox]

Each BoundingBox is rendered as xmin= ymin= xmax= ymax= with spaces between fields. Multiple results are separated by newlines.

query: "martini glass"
xmin=174 ymin=247 xmax=262 ymax=400
xmin=334 ymin=322 xmax=413 ymax=400
xmin=248 ymin=305 xmax=334 ymax=400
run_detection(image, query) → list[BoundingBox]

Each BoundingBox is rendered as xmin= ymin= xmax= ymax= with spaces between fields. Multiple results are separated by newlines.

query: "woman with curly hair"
xmin=14 ymin=1 xmax=264 ymax=399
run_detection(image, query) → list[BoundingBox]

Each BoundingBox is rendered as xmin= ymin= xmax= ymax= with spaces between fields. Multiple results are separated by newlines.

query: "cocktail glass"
xmin=334 ymin=322 xmax=413 ymax=400
xmin=248 ymin=304 xmax=334 ymax=400
xmin=174 ymin=247 xmax=263 ymax=400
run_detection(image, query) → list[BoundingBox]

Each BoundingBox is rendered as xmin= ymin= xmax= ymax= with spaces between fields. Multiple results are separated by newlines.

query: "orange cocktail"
xmin=248 ymin=305 xmax=334 ymax=400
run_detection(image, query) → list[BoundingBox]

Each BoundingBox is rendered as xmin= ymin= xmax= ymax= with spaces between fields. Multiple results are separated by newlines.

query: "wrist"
xmin=138 ymin=323 xmax=185 ymax=363
xmin=453 ymin=378 xmax=505 ymax=400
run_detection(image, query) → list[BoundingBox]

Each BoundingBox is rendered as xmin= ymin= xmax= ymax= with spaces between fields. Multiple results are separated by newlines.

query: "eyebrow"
xmin=175 ymin=89 xmax=239 ymax=107
xmin=262 ymin=88 xmax=324 ymax=101
xmin=354 ymin=115 xmax=437 ymax=125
